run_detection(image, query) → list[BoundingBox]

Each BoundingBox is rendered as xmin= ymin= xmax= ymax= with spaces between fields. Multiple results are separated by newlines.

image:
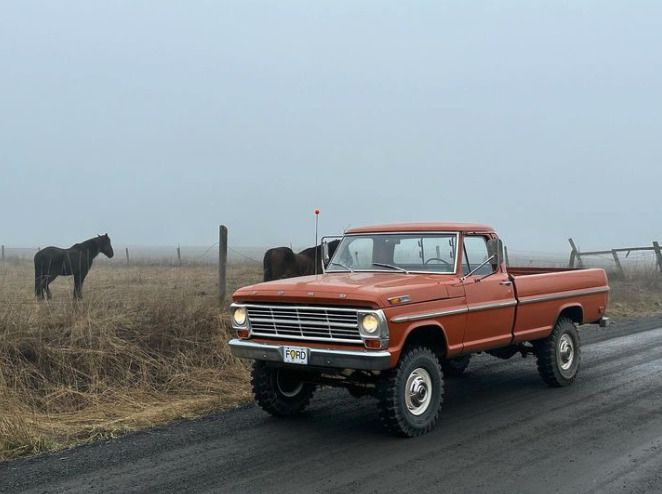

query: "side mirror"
xmin=322 ymin=240 xmax=330 ymax=266
xmin=487 ymin=238 xmax=504 ymax=266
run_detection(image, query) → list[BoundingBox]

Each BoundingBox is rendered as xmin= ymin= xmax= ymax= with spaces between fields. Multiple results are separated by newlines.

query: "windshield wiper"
xmin=328 ymin=261 xmax=353 ymax=272
xmin=372 ymin=263 xmax=408 ymax=273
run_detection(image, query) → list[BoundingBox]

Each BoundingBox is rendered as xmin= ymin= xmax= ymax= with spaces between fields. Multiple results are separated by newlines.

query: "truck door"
xmin=461 ymin=235 xmax=516 ymax=352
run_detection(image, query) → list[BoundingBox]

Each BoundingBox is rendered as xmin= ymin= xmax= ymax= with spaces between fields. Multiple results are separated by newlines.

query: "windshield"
xmin=327 ymin=233 xmax=458 ymax=274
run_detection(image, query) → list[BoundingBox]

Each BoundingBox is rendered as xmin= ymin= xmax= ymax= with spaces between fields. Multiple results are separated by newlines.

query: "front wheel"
xmin=376 ymin=347 xmax=444 ymax=437
xmin=251 ymin=362 xmax=316 ymax=416
xmin=534 ymin=318 xmax=581 ymax=387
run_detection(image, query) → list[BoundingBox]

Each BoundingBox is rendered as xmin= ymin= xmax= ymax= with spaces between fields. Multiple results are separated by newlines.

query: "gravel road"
xmin=2 ymin=315 xmax=662 ymax=494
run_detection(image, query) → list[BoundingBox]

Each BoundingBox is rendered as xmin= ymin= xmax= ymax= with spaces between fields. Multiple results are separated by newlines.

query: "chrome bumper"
xmin=228 ymin=339 xmax=391 ymax=371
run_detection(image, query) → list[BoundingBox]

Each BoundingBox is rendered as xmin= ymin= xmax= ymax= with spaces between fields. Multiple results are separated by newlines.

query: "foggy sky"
xmin=1 ymin=1 xmax=660 ymax=253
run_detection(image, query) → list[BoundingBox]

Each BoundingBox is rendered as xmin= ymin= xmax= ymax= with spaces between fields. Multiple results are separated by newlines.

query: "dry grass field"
xmin=1 ymin=259 xmax=661 ymax=461
xmin=0 ymin=260 xmax=262 ymax=461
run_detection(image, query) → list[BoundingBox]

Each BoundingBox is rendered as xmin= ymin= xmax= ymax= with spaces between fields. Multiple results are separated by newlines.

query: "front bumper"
xmin=229 ymin=339 xmax=391 ymax=371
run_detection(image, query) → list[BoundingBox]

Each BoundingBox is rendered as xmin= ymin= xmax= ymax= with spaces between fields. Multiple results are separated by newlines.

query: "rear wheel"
xmin=251 ymin=362 xmax=316 ymax=416
xmin=534 ymin=318 xmax=581 ymax=387
xmin=376 ymin=347 xmax=444 ymax=437
xmin=442 ymin=354 xmax=471 ymax=377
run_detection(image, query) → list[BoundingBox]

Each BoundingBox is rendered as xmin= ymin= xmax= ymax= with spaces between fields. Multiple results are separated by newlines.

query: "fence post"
xmin=219 ymin=225 xmax=228 ymax=303
xmin=177 ymin=246 xmax=182 ymax=266
xmin=1 ymin=245 xmax=4 ymax=261
xmin=125 ymin=247 xmax=130 ymax=265
xmin=504 ymin=245 xmax=510 ymax=267
xmin=568 ymin=238 xmax=583 ymax=268
xmin=653 ymin=241 xmax=662 ymax=273
xmin=611 ymin=250 xmax=625 ymax=279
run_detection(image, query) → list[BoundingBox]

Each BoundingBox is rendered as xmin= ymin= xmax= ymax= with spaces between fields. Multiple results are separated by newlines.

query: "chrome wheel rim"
xmin=558 ymin=334 xmax=575 ymax=371
xmin=276 ymin=370 xmax=304 ymax=398
xmin=405 ymin=368 xmax=432 ymax=416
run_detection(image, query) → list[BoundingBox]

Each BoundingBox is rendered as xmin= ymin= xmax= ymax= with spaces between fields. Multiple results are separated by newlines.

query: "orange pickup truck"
xmin=229 ymin=223 xmax=609 ymax=437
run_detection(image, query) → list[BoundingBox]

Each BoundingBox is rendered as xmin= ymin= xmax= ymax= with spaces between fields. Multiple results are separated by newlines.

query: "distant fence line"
xmin=0 ymin=243 xmax=265 ymax=266
xmin=1 ymin=226 xmax=235 ymax=304
xmin=4 ymin=234 xmax=662 ymax=281
xmin=568 ymin=238 xmax=662 ymax=277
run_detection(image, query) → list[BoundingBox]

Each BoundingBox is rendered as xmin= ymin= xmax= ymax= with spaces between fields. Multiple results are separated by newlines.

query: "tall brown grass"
xmin=0 ymin=261 xmax=261 ymax=461
xmin=607 ymin=270 xmax=662 ymax=317
xmin=1 ymin=260 xmax=660 ymax=461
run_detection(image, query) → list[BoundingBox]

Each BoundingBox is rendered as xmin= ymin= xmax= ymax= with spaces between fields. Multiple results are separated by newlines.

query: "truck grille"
xmin=246 ymin=305 xmax=362 ymax=343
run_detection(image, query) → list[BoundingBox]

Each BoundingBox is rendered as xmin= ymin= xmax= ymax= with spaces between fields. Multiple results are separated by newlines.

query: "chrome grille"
xmin=246 ymin=305 xmax=362 ymax=343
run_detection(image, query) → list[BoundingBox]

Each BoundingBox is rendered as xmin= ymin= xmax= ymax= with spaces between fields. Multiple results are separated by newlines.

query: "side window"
xmin=463 ymin=236 xmax=494 ymax=276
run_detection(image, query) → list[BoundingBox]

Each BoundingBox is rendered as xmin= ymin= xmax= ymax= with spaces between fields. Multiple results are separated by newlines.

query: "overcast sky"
xmin=1 ymin=1 xmax=660 ymax=253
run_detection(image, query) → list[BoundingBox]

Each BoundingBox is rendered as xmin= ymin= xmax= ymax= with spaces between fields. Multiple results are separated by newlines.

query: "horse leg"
xmin=73 ymin=274 xmax=83 ymax=300
xmin=34 ymin=276 xmax=46 ymax=300
xmin=34 ymin=273 xmax=44 ymax=299
xmin=45 ymin=278 xmax=53 ymax=300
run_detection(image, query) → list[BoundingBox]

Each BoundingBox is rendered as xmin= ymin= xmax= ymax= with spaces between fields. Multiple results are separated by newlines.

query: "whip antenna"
xmin=314 ymin=209 xmax=320 ymax=275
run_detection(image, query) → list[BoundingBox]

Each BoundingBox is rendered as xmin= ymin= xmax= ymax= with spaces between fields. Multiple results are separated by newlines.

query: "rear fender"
xmin=556 ymin=303 xmax=584 ymax=326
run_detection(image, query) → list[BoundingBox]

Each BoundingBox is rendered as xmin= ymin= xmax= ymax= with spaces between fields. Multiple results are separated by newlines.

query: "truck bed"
xmin=508 ymin=266 xmax=609 ymax=342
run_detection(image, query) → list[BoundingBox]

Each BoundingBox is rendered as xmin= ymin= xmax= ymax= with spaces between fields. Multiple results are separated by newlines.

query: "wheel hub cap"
xmin=558 ymin=334 xmax=575 ymax=371
xmin=405 ymin=368 xmax=433 ymax=416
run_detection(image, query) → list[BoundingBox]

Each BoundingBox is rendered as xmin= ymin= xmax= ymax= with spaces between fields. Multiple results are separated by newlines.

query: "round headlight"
xmin=233 ymin=307 xmax=247 ymax=326
xmin=361 ymin=314 xmax=380 ymax=334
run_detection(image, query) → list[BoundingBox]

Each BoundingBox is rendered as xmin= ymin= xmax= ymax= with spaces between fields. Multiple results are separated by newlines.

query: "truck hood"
xmin=233 ymin=272 xmax=464 ymax=308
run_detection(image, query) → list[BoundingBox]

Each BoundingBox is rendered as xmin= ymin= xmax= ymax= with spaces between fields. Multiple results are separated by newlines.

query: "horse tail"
xmin=263 ymin=249 xmax=273 ymax=281
xmin=34 ymin=254 xmax=42 ymax=297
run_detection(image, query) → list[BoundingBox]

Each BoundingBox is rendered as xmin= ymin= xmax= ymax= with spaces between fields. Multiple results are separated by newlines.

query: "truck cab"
xmin=229 ymin=223 xmax=609 ymax=437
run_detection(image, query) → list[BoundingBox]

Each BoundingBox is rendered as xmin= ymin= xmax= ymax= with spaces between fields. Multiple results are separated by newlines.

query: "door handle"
xmin=500 ymin=281 xmax=513 ymax=286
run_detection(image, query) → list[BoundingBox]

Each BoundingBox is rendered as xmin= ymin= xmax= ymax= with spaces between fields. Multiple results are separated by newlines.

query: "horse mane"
xmin=70 ymin=237 xmax=102 ymax=250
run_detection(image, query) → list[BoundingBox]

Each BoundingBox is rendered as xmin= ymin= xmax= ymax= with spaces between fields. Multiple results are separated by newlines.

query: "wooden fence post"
xmin=125 ymin=247 xmax=130 ymax=265
xmin=568 ymin=238 xmax=576 ymax=267
xmin=653 ymin=241 xmax=662 ymax=273
xmin=568 ymin=238 xmax=583 ymax=268
xmin=177 ymin=246 xmax=182 ymax=266
xmin=219 ymin=225 xmax=228 ymax=303
xmin=504 ymin=245 xmax=510 ymax=267
xmin=611 ymin=250 xmax=625 ymax=279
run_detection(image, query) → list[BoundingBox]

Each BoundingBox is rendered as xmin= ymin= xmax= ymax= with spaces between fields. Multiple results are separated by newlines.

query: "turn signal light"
xmin=365 ymin=340 xmax=383 ymax=349
xmin=237 ymin=329 xmax=250 ymax=339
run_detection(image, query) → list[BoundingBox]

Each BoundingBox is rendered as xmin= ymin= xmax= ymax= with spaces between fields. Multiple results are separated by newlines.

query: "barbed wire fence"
xmin=3 ymin=231 xmax=661 ymax=307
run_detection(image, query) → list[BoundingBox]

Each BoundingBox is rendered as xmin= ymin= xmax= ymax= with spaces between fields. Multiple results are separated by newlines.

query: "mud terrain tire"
xmin=251 ymin=362 xmax=316 ymax=416
xmin=376 ymin=347 xmax=444 ymax=437
xmin=534 ymin=317 xmax=581 ymax=387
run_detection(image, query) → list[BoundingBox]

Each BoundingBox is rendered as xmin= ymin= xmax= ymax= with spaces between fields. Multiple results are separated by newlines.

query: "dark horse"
xmin=34 ymin=234 xmax=114 ymax=300
xmin=263 ymin=240 xmax=340 ymax=281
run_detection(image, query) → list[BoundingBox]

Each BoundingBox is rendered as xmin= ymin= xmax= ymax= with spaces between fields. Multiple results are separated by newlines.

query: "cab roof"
xmin=345 ymin=222 xmax=495 ymax=234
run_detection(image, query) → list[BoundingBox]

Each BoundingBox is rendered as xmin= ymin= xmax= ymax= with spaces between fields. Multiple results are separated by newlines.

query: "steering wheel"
xmin=424 ymin=257 xmax=452 ymax=268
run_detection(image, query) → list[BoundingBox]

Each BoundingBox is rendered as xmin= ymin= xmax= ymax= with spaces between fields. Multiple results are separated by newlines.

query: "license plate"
xmin=283 ymin=346 xmax=309 ymax=365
